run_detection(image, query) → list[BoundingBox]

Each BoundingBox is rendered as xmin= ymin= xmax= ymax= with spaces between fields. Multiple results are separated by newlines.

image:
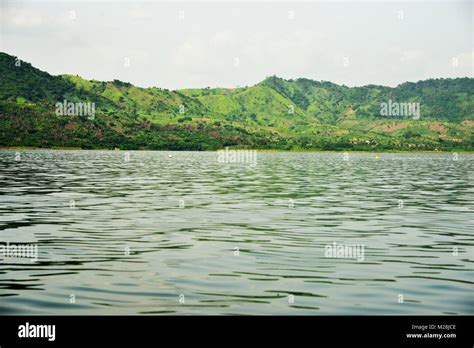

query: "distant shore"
xmin=1 ymin=146 xmax=473 ymax=154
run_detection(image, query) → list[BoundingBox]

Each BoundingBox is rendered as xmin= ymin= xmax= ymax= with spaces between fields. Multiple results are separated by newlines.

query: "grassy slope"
xmin=1 ymin=52 xmax=473 ymax=151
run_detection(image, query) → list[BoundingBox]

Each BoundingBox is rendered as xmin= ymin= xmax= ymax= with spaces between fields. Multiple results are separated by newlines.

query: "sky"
xmin=0 ymin=0 xmax=472 ymax=89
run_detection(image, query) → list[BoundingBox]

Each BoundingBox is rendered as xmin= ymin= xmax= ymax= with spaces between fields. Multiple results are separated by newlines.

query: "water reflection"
xmin=0 ymin=150 xmax=472 ymax=315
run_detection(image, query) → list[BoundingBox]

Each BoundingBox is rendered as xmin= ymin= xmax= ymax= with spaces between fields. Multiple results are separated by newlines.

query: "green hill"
xmin=0 ymin=52 xmax=473 ymax=151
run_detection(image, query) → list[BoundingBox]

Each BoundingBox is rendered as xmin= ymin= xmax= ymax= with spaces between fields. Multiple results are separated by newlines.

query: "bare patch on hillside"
xmin=429 ymin=123 xmax=447 ymax=133
xmin=341 ymin=120 xmax=358 ymax=127
xmin=382 ymin=122 xmax=408 ymax=133
xmin=461 ymin=120 xmax=474 ymax=128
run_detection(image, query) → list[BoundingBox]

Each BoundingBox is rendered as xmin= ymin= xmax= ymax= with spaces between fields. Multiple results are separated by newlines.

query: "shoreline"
xmin=1 ymin=146 xmax=473 ymax=154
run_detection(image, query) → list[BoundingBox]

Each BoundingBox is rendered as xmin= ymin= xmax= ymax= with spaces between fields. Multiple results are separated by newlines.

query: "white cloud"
xmin=1 ymin=7 xmax=44 ymax=28
xmin=399 ymin=49 xmax=423 ymax=63
xmin=1 ymin=6 xmax=78 ymax=30
xmin=128 ymin=5 xmax=152 ymax=19
xmin=174 ymin=31 xmax=324 ymax=78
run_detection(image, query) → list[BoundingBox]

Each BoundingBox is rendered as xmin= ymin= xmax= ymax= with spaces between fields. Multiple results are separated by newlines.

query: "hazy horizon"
xmin=1 ymin=0 xmax=472 ymax=89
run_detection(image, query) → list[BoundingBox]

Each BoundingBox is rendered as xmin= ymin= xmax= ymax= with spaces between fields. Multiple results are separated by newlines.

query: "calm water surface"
xmin=0 ymin=150 xmax=472 ymax=315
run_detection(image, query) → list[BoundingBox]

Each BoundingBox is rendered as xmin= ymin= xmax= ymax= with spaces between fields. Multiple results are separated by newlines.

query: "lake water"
xmin=0 ymin=150 xmax=472 ymax=315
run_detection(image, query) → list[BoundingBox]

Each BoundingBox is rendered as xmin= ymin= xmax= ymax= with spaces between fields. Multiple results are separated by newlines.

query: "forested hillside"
xmin=1 ymin=52 xmax=473 ymax=151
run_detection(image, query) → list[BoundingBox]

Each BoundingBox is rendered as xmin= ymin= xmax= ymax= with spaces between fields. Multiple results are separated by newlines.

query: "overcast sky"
xmin=0 ymin=0 xmax=472 ymax=89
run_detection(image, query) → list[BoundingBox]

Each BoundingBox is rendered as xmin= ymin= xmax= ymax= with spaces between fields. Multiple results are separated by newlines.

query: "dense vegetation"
xmin=1 ymin=52 xmax=473 ymax=151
